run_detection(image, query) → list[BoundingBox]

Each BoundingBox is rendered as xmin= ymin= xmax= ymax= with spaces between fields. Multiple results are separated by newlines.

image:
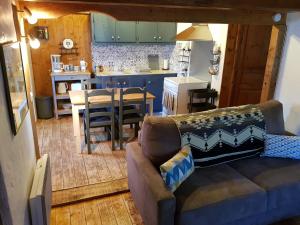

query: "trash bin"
xmin=35 ymin=96 xmax=53 ymax=119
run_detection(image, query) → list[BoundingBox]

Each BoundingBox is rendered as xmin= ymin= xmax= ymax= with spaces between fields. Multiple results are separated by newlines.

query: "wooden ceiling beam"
xmin=19 ymin=0 xmax=300 ymax=12
xmin=19 ymin=2 xmax=286 ymax=25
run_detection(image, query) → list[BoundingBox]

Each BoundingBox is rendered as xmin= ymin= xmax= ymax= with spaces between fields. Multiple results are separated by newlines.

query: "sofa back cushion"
xmin=141 ymin=116 xmax=181 ymax=167
xmin=141 ymin=100 xmax=285 ymax=167
xmin=259 ymin=100 xmax=285 ymax=134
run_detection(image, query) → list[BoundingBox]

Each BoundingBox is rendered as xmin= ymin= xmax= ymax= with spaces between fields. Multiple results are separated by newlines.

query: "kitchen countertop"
xmin=95 ymin=70 xmax=177 ymax=77
xmin=51 ymin=71 xmax=91 ymax=76
xmin=165 ymin=76 xmax=209 ymax=85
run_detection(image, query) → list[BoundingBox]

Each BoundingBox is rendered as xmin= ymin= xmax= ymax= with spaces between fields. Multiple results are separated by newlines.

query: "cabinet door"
xmin=92 ymin=13 xmax=116 ymax=42
xmin=157 ymin=22 xmax=177 ymax=43
xmin=116 ymin=21 xmax=137 ymax=42
xmin=136 ymin=22 xmax=158 ymax=43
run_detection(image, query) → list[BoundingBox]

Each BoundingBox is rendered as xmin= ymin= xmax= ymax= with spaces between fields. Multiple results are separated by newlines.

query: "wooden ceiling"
xmin=18 ymin=0 xmax=299 ymax=24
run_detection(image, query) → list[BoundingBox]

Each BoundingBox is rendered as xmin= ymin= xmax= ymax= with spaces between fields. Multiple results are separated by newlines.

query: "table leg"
xmin=72 ymin=105 xmax=80 ymax=137
xmin=149 ymin=100 xmax=154 ymax=116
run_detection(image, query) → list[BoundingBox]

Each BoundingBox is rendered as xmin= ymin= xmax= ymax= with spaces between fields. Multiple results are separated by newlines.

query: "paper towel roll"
xmin=163 ymin=59 xmax=169 ymax=70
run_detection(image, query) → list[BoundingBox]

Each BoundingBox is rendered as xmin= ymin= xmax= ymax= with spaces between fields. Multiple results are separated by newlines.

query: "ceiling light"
xmin=27 ymin=16 xmax=38 ymax=25
xmin=23 ymin=7 xmax=38 ymax=24
xmin=29 ymin=36 xmax=40 ymax=49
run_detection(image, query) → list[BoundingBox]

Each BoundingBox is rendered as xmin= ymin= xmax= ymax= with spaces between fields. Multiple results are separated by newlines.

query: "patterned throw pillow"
xmin=160 ymin=146 xmax=194 ymax=192
xmin=261 ymin=134 xmax=300 ymax=159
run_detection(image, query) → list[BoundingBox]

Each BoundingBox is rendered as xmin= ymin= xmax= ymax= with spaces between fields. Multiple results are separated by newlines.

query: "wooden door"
xmin=219 ymin=24 xmax=272 ymax=107
xmin=157 ymin=22 xmax=177 ymax=43
xmin=92 ymin=13 xmax=116 ymax=42
xmin=115 ymin=21 xmax=137 ymax=42
xmin=136 ymin=22 xmax=158 ymax=42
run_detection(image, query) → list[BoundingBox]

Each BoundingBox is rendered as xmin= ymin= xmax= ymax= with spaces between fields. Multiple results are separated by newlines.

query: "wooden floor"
xmin=36 ymin=116 xmax=129 ymax=191
xmin=51 ymin=192 xmax=144 ymax=225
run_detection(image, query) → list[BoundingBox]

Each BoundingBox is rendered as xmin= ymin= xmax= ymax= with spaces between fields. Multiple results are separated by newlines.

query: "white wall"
xmin=274 ymin=13 xmax=300 ymax=135
xmin=0 ymin=1 xmax=37 ymax=225
xmin=208 ymin=24 xmax=229 ymax=105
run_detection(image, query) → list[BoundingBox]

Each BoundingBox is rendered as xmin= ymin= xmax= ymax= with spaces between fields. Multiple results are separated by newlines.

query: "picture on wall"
xmin=0 ymin=42 xmax=29 ymax=135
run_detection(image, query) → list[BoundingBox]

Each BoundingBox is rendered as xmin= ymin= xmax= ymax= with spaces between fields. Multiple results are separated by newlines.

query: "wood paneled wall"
xmin=25 ymin=14 xmax=92 ymax=96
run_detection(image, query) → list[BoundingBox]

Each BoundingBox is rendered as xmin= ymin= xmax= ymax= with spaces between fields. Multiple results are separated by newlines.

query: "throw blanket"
xmin=170 ymin=105 xmax=266 ymax=168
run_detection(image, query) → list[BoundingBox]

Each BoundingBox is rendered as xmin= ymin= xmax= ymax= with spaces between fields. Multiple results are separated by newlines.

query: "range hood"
xmin=176 ymin=24 xmax=213 ymax=41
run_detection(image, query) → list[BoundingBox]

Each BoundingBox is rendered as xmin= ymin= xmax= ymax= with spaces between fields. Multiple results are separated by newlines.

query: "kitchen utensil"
xmin=63 ymin=64 xmax=70 ymax=71
xmin=148 ymin=54 xmax=159 ymax=70
xmin=69 ymin=64 xmax=74 ymax=71
xmin=80 ymin=59 xmax=88 ymax=72
xmin=163 ymin=59 xmax=169 ymax=70
xmin=57 ymin=82 xmax=68 ymax=94
xmin=51 ymin=54 xmax=63 ymax=72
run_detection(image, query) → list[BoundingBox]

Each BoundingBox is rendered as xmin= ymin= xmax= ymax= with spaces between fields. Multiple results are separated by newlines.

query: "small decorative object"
xmin=35 ymin=26 xmax=49 ymax=40
xmin=208 ymin=44 xmax=221 ymax=75
xmin=59 ymin=39 xmax=78 ymax=55
xmin=0 ymin=42 xmax=29 ymax=135
xmin=62 ymin=38 xmax=74 ymax=49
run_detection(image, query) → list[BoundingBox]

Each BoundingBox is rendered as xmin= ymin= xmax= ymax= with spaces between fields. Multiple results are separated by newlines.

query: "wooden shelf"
xmin=56 ymin=93 xmax=70 ymax=100
xmin=57 ymin=108 xmax=72 ymax=115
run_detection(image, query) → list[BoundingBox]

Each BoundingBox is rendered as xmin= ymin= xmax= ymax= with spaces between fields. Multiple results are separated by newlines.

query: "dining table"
xmin=69 ymin=89 xmax=155 ymax=153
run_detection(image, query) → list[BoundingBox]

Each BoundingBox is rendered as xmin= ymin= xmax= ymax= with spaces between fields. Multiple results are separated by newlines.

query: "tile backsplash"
xmin=92 ymin=43 xmax=183 ymax=72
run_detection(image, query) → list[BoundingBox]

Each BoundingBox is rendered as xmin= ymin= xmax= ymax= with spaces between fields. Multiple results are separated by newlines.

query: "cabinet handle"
xmin=117 ymin=36 xmax=120 ymax=40
xmin=158 ymin=36 xmax=162 ymax=40
xmin=153 ymin=36 xmax=157 ymax=40
xmin=112 ymin=36 xmax=115 ymax=40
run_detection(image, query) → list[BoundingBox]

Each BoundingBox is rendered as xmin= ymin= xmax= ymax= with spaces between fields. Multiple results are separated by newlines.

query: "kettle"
xmin=80 ymin=59 xmax=88 ymax=72
xmin=57 ymin=82 xmax=68 ymax=94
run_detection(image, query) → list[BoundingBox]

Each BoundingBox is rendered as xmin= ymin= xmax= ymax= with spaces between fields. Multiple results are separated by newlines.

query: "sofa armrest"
xmin=126 ymin=142 xmax=176 ymax=225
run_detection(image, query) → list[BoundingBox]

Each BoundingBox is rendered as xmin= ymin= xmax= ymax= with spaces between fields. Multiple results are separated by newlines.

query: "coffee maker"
xmin=51 ymin=54 xmax=63 ymax=72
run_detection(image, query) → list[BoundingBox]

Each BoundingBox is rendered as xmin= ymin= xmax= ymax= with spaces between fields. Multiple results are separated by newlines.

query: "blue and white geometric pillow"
xmin=160 ymin=146 xmax=194 ymax=192
xmin=261 ymin=134 xmax=300 ymax=159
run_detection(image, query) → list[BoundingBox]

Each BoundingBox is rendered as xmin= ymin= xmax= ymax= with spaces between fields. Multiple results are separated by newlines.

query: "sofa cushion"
xmin=261 ymin=134 xmax=300 ymax=159
xmin=229 ymin=157 xmax=300 ymax=210
xmin=174 ymin=164 xmax=267 ymax=225
xmin=160 ymin=146 xmax=195 ymax=192
xmin=259 ymin=100 xmax=285 ymax=135
xmin=141 ymin=116 xmax=181 ymax=167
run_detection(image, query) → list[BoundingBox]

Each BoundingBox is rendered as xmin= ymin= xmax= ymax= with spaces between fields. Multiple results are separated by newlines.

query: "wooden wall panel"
xmin=25 ymin=14 xmax=92 ymax=96
xmin=260 ymin=25 xmax=287 ymax=102
xmin=219 ymin=24 xmax=272 ymax=107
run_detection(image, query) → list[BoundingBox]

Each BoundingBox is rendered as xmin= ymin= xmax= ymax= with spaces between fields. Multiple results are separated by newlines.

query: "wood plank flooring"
xmin=36 ymin=116 xmax=129 ymax=191
xmin=52 ymin=178 xmax=128 ymax=207
xmin=51 ymin=193 xmax=144 ymax=225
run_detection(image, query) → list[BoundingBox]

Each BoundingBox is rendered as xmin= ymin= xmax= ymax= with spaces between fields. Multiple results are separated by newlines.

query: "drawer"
xmin=54 ymin=75 xmax=90 ymax=81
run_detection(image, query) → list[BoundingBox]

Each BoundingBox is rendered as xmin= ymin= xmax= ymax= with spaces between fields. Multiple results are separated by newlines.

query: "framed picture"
xmin=0 ymin=42 xmax=29 ymax=135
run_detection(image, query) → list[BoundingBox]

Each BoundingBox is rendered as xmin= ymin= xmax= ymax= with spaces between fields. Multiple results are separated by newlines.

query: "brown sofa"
xmin=126 ymin=100 xmax=300 ymax=225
